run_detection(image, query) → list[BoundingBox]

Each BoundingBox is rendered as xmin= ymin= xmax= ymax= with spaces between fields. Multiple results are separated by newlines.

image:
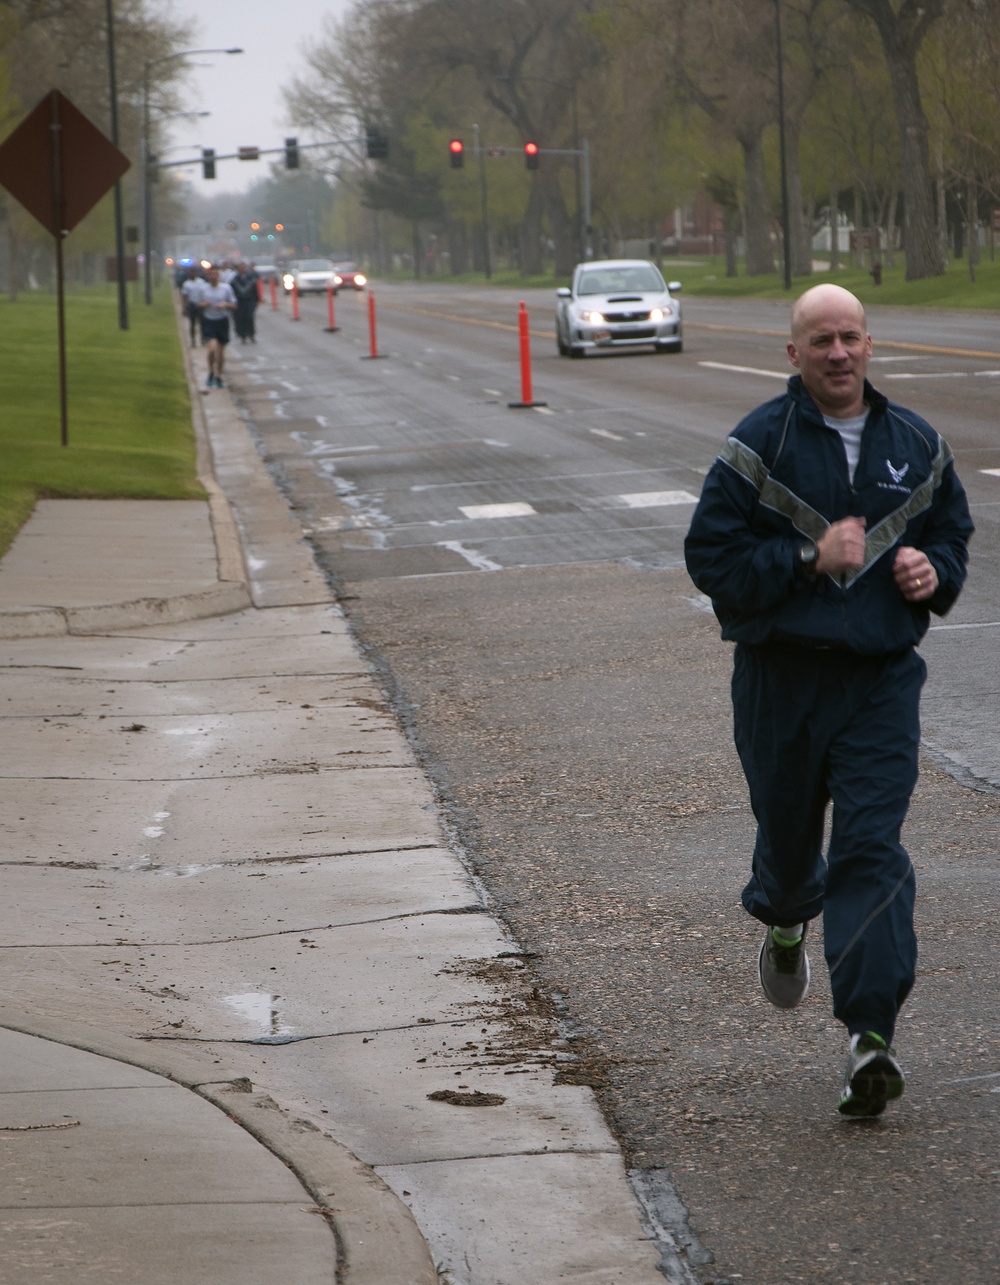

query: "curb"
xmin=0 ymin=1011 xmax=439 ymax=1285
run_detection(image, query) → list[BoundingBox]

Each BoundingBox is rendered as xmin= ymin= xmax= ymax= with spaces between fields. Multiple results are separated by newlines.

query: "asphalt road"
xmin=226 ymin=281 xmax=1000 ymax=1284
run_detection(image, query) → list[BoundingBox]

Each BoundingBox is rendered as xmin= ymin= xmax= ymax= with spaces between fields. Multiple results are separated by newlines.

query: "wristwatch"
xmin=798 ymin=540 xmax=819 ymax=577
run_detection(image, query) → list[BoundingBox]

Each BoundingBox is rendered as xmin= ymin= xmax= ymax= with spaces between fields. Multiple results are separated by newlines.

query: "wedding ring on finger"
xmin=915 ymin=578 xmax=922 ymax=588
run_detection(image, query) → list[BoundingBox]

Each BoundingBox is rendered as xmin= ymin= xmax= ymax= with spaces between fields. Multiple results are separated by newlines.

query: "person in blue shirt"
xmin=684 ymin=283 xmax=973 ymax=1117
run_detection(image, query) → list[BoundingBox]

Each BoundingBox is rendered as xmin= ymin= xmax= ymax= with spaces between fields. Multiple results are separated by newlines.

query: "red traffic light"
xmin=524 ymin=140 xmax=540 ymax=170
xmin=449 ymin=138 xmax=464 ymax=168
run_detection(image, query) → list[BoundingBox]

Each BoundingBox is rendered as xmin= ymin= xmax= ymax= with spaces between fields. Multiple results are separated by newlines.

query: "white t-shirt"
xmin=824 ymin=411 xmax=868 ymax=483
xmin=199 ymin=282 xmax=237 ymax=321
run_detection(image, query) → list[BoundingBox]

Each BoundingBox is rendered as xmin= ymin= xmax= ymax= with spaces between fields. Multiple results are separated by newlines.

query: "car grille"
xmin=611 ymin=327 xmax=657 ymax=340
xmin=605 ymin=310 xmax=651 ymax=322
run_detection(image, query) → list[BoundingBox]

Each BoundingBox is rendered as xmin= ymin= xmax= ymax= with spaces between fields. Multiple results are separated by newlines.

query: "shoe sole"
xmin=838 ymin=1052 xmax=905 ymax=1118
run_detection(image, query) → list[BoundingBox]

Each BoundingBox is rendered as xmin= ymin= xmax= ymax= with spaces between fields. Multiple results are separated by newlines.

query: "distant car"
xmin=555 ymin=259 xmax=683 ymax=357
xmin=332 ymin=261 xmax=367 ymax=292
xmin=282 ymin=258 xmax=338 ymax=294
xmin=252 ymin=262 xmax=278 ymax=283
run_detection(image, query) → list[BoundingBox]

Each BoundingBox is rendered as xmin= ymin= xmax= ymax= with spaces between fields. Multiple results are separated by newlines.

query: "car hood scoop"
xmin=606 ymin=294 xmax=644 ymax=302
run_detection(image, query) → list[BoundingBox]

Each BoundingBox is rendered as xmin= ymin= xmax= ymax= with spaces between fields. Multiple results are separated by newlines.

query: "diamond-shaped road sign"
xmin=0 ymin=89 xmax=130 ymax=236
xmin=0 ymin=90 xmax=130 ymax=447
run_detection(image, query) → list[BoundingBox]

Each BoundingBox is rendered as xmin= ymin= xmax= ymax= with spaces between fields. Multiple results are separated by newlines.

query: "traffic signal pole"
xmin=472 ymin=124 xmax=491 ymax=279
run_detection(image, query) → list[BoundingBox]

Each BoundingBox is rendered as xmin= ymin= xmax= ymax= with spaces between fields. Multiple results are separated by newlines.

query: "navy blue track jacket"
xmin=684 ymin=375 xmax=973 ymax=655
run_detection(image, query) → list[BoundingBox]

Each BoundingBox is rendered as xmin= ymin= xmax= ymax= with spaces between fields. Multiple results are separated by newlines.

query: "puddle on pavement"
xmin=222 ymin=992 xmax=294 ymax=1039
xmin=126 ymin=854 xmax=221 ymax=878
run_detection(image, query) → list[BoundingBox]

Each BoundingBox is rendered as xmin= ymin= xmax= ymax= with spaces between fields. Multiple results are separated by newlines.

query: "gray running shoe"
xmin=758 ymin=925 xmax=810 ymax=1009
xmin=838 ymin=1032 xmax=905 ymax=1118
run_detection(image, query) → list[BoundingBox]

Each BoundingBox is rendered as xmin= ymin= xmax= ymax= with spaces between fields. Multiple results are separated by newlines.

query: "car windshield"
xmin=298 ymin=259 xmax=333 ymax=271
xmin=577 ymin=265 xmax=665 ymax=296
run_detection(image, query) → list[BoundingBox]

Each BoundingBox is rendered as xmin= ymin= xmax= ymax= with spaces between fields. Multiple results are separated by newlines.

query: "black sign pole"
xmin=49 ymin=91 xmax=69 ymax=447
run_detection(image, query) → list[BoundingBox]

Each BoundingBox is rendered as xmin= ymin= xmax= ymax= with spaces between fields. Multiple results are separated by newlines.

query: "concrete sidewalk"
xmin=0 ymin=333 xmax=677 ymax=1283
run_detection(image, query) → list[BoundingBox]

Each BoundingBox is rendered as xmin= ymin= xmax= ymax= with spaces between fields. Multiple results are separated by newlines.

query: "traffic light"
xmin=249 ymin=220 xmax=260 ymax=242
xmin=365 ymin=126 xmax=389 ymax=159
xmin=285 ymin=137 xmax=299 ymax=169
xmin=275 ymin=223 xmax=284 ymax=232
xmin=202 ymin=148 xmax=216 ymax=180
xmin=449 ymin=138 xmax=464 ymax=169
xmin=524 ymin=141 xmax=539 ymax=170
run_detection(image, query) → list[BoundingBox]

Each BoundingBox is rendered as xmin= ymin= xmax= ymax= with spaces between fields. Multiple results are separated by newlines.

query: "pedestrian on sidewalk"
xmin=231 ymin=262 xmax=259 ymax=344
xmin=198 ymin=265 xmax=237 ymax=388
xmin=684 ymin=283 xmax=973 ymax=1118
xmin=180 ymin=265 xmax=205 ymax=348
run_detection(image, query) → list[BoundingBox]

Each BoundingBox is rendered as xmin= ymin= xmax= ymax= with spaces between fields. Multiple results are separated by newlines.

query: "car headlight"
xmin=333 ymin=275 xmax=343 ymax=285
xmin=283 ymin=274 xmax=295 ymax=289
xmin=354 ymin=274 xmax=367 ymax=286
xmin=580 ymin=309 xmax=605 ymax=324
xmin=649 ymin=307 xmax=665 ymax=323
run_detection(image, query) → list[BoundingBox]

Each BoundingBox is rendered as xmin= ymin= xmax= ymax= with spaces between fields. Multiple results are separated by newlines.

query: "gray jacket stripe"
xmin=720 ymin=436 xmax=829 ymax=542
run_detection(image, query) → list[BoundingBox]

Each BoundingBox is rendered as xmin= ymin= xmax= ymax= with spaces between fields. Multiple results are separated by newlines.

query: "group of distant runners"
xmin=178 ymin=261 xmax=261 ymax=388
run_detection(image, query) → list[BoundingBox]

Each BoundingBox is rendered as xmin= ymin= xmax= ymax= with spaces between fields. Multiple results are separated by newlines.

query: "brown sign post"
xmin=0 ymin=91 xmax=130 ymax=445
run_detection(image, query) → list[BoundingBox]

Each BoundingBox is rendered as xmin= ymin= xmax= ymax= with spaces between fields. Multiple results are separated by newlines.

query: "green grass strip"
xmin=0 ymin=287 xmax=203 ymax=558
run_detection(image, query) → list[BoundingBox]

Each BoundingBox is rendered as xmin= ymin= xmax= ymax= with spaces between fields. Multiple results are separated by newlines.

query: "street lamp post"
xmin=142 ymin=46 xmax=241 ymax=304
xmin=775 ymin=0 xmax=792 ymax=290
xmin=104 ymin=0 xmax=128 ymax=330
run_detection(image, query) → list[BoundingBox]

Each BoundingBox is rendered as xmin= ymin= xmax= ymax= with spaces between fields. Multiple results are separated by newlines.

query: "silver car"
xmin=282 ymin=258 xmax=337 ymax=295
xmin=555 ymin=259 xmax=683 ymax=357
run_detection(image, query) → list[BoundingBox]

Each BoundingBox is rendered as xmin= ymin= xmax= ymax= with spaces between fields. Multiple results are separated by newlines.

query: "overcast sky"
xmin=160 ymin=0 xmax=354 ymax=194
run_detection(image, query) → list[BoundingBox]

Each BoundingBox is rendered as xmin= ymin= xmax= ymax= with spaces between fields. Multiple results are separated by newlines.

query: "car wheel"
xmin=569 ymin=344 xmax=585 ymax=359
xmin=557 ymin=327 xmax=569 ymax=356
xmin=655 ymin=341 xmax=683 ymax=354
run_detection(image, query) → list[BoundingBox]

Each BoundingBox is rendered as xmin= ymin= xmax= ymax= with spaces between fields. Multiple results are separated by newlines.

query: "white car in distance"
xmin=282 ymin=258 xmax=338 ymax=294
xmin=556 ymin=259 xmax=683 ymax=357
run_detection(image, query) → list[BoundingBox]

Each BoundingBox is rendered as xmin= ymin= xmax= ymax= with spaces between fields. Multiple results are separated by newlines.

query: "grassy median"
xmin=0 ymin=288 xmax=203 ymax=558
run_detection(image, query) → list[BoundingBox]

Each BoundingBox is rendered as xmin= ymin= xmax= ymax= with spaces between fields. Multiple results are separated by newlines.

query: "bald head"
xmin=791 ymin=284 xmax=866 ymax=343
xmin=787 ymin=283 xmax=872 ymax=417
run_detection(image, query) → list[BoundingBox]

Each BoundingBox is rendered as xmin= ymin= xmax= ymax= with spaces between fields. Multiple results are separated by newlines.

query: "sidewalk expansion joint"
xmin=139 ymin=1015 xmax=490 ymax=1046
xmin=0 ymin=906 xmax=487 ymax=952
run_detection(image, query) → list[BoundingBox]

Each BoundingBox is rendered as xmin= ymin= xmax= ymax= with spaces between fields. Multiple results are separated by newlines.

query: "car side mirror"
xmin=668 ymin=281 xmax=682 ymax=293
xmin=556 ymin=287 xmax=572 ymax=298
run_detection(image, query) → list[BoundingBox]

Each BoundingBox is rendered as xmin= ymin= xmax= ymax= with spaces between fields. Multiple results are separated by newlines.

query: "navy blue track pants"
xmin=732 ymin=643 xmax=925 ymax=1043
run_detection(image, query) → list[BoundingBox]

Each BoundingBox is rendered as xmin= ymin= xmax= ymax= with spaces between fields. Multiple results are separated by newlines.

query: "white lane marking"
xmin=884 ymin=372 xmax=969 ymax=380
xmin=975 ymin=370 xmax=1000 ymax=377
xmin=591 ymin=427 xmax=625 ymax=441
xmin=534 ymin=405 xmax=555 ymax=414
xmin=619 ymin=490 xmax=699 ymax=508
xmin=446 ymin=374 xmax=460 ymax=382
xmin=699 ymin=360 xmax=787 ymax=380
xmin=870 ymin=356 xmax=921 ymax=363
xmin=279 ymin=380 xmax=300 ymax=392
xmin=437 ymin=541 xmax=502 ymax=571
xmin=980 ymin=468 xmax=1000 ymax=477
xmin=928 ymin=619 xmax=1000 ymax=631
xmin=459 ymin=502 xmax=537 ymax=519
xmin=483 ymin=388 xmax=502 ymax=397
xmin=315 ymin=415 xmax=329 ymax=428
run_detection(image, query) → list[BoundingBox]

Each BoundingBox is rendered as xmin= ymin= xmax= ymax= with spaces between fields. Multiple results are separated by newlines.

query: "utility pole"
xmin=472 ymin=124 xmax=491 ymax=278
xmin=105 ymin=0 xmax=128 ymax=329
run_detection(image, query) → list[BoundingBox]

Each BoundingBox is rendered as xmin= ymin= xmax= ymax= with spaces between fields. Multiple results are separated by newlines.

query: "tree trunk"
xmin=448 ymin=219 xmax=469 ymax=275
xmin=829 ymin=170 xmax=840 ymax=272
xmin=739 ymin=126 xmax=775 ymax=276
xmin=412 ymin=220 xmax=422 ymax=280
xmin=724 ymin=208 xmax=739 ymax=277
xmin=546 ymin=175 xmax=575 ymax=277
xmin=848 ymin=0 xmax=945 ymax=279
xmin=967 ymin=177 xmax=979 ymax=283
